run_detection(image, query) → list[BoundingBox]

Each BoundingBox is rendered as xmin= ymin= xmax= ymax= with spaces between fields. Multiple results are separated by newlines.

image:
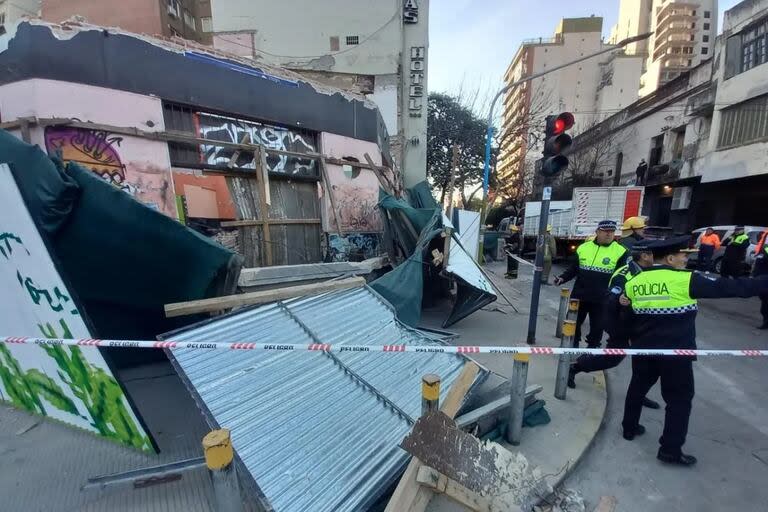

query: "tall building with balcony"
xmin=610 ymin=0 xmax=718 ymax=97
xmin=497 ymin=17 xmax=642 ymax=198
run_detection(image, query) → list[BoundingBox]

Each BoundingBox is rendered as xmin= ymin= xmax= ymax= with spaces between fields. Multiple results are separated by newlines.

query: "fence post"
xmin=203 ymin=429 xmax=243 ymax=512
xmin=421 ymin=374 xmax=441 ymax=416
xmin=565 ymin=298 xmax=580 ymax=346
xmin=555 ymin=320 xmax=577 ymax=400
xmin=555 ymin=288 xmax=570 ymax=338
xmin=505 ymin=353 xmax=530 ymax=446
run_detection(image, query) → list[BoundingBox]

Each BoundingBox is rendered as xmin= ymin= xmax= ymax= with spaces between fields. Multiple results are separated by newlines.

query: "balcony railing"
xmin=521 ymin=35 xmax=563 ymax=46
xmin=685 ymin=85 xmax=716 ymax=116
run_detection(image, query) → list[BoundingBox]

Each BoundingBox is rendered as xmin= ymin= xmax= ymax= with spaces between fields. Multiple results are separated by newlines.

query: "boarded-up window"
xmin=717 ymin=94 xmax=768 ymax=148
xmin=330 ymin=36 xmax=339 ymax=51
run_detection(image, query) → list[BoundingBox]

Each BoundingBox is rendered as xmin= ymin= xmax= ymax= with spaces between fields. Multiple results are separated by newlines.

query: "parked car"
xmin=687 ymin=225 xmax=768 ymax=273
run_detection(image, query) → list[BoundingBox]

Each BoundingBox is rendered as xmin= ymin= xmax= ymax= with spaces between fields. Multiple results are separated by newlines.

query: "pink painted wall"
xmin=0 ymin=79 xmax=177 ymax=217
xmin=321 ymin=132 xmax=383 ymax=233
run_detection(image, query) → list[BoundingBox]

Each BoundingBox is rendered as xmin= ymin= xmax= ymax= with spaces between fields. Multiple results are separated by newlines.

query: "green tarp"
xmin=371 ymin=183 xmax=496 ymax=327
xmin=0 ymin=129 xmax=241 ymax=352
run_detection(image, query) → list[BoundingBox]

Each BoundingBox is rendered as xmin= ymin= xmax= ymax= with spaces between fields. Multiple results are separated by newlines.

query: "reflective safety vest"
xmin=610 ymin=265 xmax=630 ymax=286
xmin=624 ymin=268 xmax=697 ymax=315
xmin=733 ymin=233 xmax=749 ymax=245
xmin=576 ymin=240 xmax=627 ymax=274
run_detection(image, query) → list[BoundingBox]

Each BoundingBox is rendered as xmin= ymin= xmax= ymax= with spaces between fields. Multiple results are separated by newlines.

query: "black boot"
xmin=567 ymin=366 xmax=577 ymax=388
xmin=657 ymin=450 xmax=697 ymax=466
xmin=622 ymin=424 xmax=646 ymax=441
xmin=642 ymin=397 xmax=661 ymax=409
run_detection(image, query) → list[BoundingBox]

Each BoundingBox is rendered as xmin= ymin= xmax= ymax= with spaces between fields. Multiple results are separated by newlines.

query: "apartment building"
xmin=497 ymin=17 xmax=641 ymax=197
xmin=41 ymin=0 xmax=213 ymax=44
xmin=609 ymin=0 xmax=718 ymax=96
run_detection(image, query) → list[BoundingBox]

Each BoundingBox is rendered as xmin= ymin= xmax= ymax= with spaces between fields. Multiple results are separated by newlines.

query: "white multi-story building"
xmin=609 ymin=0 xmax=718 ymax=97
xmin=497 ymin=17 xmax=642 ymax=197
xmin=208 ymin=0 xmax=428 ymax=187
xmin=0 ymin=0 xmax=39 ymax=34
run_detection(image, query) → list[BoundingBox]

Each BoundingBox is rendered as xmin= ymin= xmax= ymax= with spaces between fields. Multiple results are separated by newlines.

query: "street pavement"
xmin=558 ymin=265 xmax=768 ymax=512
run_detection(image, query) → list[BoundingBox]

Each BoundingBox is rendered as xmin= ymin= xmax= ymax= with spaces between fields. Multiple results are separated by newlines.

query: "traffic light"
xmin=540 ymin=112 xmax=574 ymax=178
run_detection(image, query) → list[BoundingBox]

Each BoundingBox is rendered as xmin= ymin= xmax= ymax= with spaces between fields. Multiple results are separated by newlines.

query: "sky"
xmin=428 ymin=0 xmax=742 ymax=103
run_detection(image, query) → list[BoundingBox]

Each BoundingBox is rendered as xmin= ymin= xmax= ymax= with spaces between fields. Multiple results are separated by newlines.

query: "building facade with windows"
xmin=207 ymin=0 xmax=429 ymax=187
xmin=698 ymin=0 xmax=768 ymax=226
xmin=41 ymin=0 xmax=213 ymax=44
xmin=497 ymin=17 xmax=642 ymax=198
xmin=609 ymin=0 xmax=718 ymax=97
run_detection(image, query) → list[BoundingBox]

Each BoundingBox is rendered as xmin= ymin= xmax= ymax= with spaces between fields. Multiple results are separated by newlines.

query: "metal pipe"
xmin=421 ymin=373 xmax=441 ymax=416
xmin=526 ymin=186 xmax=552 ymax=345
xmin=505 ymin=353 xmax=530 ymax=446
xmin=555 ymin=320 xmax=577 ymax=400
xmin=555 ymin=288 xmax=570 ymax=338
xmin=203 ymin=429 xmax=243 ymax=512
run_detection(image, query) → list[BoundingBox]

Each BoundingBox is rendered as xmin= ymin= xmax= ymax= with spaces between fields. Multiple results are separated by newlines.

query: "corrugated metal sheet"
xmin=166 ymin=286 xmax=482 ymax=512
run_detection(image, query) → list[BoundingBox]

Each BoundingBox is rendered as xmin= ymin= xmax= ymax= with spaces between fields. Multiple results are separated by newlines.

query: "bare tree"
xmin=565 ymin=117 xmax=638 ymax=188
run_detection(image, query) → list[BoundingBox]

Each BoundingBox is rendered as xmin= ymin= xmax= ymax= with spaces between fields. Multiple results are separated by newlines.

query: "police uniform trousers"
xmin=574 ymin=300 xmax=605 ymax=348
xmin=622 ymin=356 xmax=695 ymax=455
xmin=506 ymin=254 xmax=519 ymax=277
xmin=574 ymin=336 xmax=627 ymax=372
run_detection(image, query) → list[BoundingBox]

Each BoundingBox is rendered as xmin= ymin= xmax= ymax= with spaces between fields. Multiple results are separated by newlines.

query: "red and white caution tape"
xmin=2 ymin=336 xmax=767 ymax=357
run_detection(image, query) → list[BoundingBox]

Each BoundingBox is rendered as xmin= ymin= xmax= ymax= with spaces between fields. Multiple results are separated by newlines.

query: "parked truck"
xmin=522 ymin=186 xmax=645 ymax=257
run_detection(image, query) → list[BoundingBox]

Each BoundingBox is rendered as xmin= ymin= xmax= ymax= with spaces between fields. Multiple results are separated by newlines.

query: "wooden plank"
xmin=164 ymin=276 xmax=365 ymax=318
xmin=325 ymin=156 xmax=380 ymax=171
xmin=593 ymin=496 xmax=618 ymax=512
xmin=318 ymin=156 xmax=345 ymax=235
xmin=416 ymin=466 xmax=491 ymax=512
xmin=362 ymin=152 xmax=395 ymax=195
xmin=259 ymin=146 xmax=272 ymax=206
xmin=385 ymin=362 xmax=480 ymax=512
xmin=454 ymin=384 xmax=542 ymax=429
xmin=221 ymin=219 xmax=321 ymax=228
xmin=228 ymin=133 xmax=252 ymax=168
xmin=255 ymin=146 xmax=274 ymax=266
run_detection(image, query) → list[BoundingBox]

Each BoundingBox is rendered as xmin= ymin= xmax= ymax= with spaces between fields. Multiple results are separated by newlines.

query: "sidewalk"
xmin=421 ymin=260 xmax=608 ymax=511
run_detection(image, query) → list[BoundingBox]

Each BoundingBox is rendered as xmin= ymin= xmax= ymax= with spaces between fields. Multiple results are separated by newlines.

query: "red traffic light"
xmin=552 ymin=112 xmax=575 ymax=134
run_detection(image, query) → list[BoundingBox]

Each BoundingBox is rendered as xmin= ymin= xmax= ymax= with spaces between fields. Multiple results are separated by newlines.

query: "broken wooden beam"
xmin=220 ymin=219 xmax=321 ymax=228
xmin=384 ymin=362 xmax=480 ymax=512
xmin=164 ymin=276 xmax=365 ymax=318
xmin=455 ymin=384 xmax=542 ymax=430
xmin=416 ymin=466 xmax=512 ymax=512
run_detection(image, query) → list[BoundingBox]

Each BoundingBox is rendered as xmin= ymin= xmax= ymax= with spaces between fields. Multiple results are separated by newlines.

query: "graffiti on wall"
xmin=327 ymin=233 xmax=382 ymax=262
xmin=197 ymin=113 xmax=318 ymax=176
xmin=0 ymin=163 xmax=154 ymax=452
xmin=325 ymin=164 xmax=384 ymax=233
xmin=44 ymin=127 xmax=175 ymax=216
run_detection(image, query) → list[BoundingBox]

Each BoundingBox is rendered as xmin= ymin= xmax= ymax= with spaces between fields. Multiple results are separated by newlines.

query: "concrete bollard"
xmin=555 ymin=320 xmax=577 ymax=400
xmin=421 ymin=374 xmax=441 ymax=416
xmin=505 ymin=353 xmax=530 ymax=446
xmin=203 ymin=429 xmax=243 ymax=512
xmin=555 ymin=288 xmax=570 ymax=338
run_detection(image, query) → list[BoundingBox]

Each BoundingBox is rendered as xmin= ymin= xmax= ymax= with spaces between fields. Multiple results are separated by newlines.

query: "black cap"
xmin=647 ymin=235 xmax=694 ymax=257
xmin=597 ymin=220 xmax=617 ymax=231
xmin=631 ymin=240 xmax=653 ymax=254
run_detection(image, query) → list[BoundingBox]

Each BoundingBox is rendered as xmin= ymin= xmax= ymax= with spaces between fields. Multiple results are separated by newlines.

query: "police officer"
xmin=554 ymin=220 xmax=629 ymax=348
xmin=567 ymin=241 xmax=660 ymax=409
xmin=753 ymin=229 xmax=768 ymax=329
xmin=721 ymin=226 xmax=750 ymax=278
xmin=620 ymin=216 xmax=646 ymax=251
xmin=622 ymin=236 xmax=768 ymax=466
xmin=505 ymin=225 xmax=521 ymax=279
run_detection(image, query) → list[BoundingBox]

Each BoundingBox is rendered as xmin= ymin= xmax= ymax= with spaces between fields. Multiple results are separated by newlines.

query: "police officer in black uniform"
xmin=622 ymin=236 xmax=768 ymax=466
xmin=568 ymin=241 xmax=660 ymax=409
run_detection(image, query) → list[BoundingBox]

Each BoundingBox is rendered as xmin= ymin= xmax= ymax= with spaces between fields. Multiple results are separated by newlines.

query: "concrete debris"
xmin=400 ymin=412 xmax=552 ymax=511
xmin=551 ymin=488 xmax=586 ymax=512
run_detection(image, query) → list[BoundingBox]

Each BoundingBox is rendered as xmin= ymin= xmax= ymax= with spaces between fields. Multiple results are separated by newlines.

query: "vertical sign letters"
xmin=409 ymin=46 xmax=425 ymax=118
xmin=403 ymin=0 xmax=419 ymax=23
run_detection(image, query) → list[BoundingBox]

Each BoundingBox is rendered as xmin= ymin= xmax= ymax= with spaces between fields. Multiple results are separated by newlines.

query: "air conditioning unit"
xmin=671 ymin=186 xmax=692 ymax=210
